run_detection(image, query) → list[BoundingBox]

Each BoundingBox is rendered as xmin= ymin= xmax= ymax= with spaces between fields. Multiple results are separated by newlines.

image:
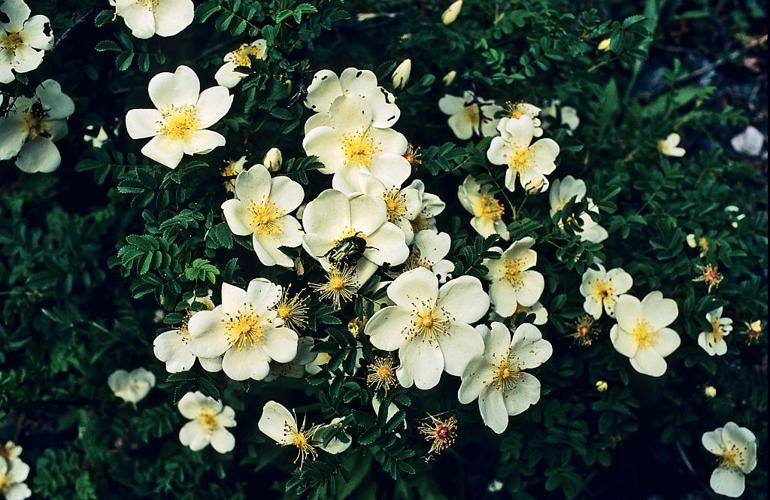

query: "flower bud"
xmin=598 ymin=38 xmax=611 ymax=51
xmin=441 ymin=1 xmax=462 ymax=25
xmin=595 ymin=380 xmax=608 ymax=392
xmin=442 ymin=70 xmax=457 ymax=86
xmin=704 ymin=386 xmax=717 ymax=398
xmin=391 ymin=59 xmax=412 ymax=89
xmin=263 ymin=147 xmax=282 ymax=172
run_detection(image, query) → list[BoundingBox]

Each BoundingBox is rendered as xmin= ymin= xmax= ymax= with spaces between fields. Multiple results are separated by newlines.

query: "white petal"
xmin=16 ymin=138 xmax=60 ymax=173
xmin=262 ymin=327 xmax=299 ymax=363
xmin=221 ymin=199 xmax=252 ymax=236
xmin=630 ymin=347 xmax=667 ymax=377
xmin=503 ymin=372 xmax=541 ymax=416
xmin=141 ymin=134 xmax=184 ymax=169
xmin=641 ymin=291 xmax=678 ymax=330
xmin=399 ymin=337 xmax=444 ymax=390
xmin=179 ymin=421 xmax=210 ymax=451
xmin=387 ymin=267 xmax=438 ymax=308
xmin=653 ymin=327 xmax=680 ymax=357
xmin=149 ymin=65 xmax=200 ymax=109
xmin=188 ymin=309 xmax=228 ymax=357
xmin=609 ymin=325 xmax=638 ymax=358
xmin=153 ymin=330 xmax=195 ymax=373
xmin=210 ymin=428 xmax=235 ymax=453
xmin=458 ymin=358 xmax=490 ymax=404
xmin=258 ymin=401 xmax=295 ymax=444
xmin=305 ymin=70 xmax=342 ymax=113
xmin=21 ymin=15 xmax=53 ymax=50
xmin=182 ymin=129 xmax=225 ymax=155
xmin=364 ymin=221 xmax=409 ymax=266
xmin=365 ymin=306 xmax=412 ymax=350
xmin=116 ymin=1 xmax=155 ymax=39
xmin=701 ymin=429 xmax=725 ymax=455
xmin=479 ymin=388 xmax=509 ymax=434
xmin=222 ymin=347 xmax=270 ymax=381
xmin=270 ymin=176 xmax=304 ymax=213
xmin=710 ymin=467 xmax=745 ymax=498
xmin=437 ymin=322 xmax=484 ymax=376
xmin=234 ymin=164 xmax=271 ymax=203
xmin=349 ymin=193 xmax=387 ymax=235
xmin=126 ymin=108 xmax=162 ymax=139
xmin=614 ymin=294 xmax=642 ymax=332
xmin=437 ymin=275 xmax=489 ymax=324
xmin=195 ymin=86 xmax=233 ymax=129
xmin=154 ymin=0 xmax=195 ymax=37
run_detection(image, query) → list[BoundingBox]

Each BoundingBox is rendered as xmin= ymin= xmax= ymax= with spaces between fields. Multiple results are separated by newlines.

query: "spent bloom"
xmin=214 ymin=39 xmax=267 ymax=88
xmin=126 ymin=65 xmax=233 ymax=169
xmin=458 ymin=322 xmax=553 ymax=434
xmin=484 ymin=237 xmax=545 ymax=318
xmin=439 ymin=90 xmax=502 ymax=139
xmin=364 ymin=267 xmax=489 ymax=390
xmin=457 ymin=175 xmax=509 ymax=240
xmin=487 ymin=115 xmax=560 ymax=193
xmin=610 ymin=292 xmax=680 ymax=377
xmin=579 ymin=263 xmax=633 ymax=319
xmin=698 ymin=307 xmax=733 ymax=356
xmin=222 ymin=164 xmax=304 ymax=268
xmin=549 ymin=176 xmax=608 ymax=243
xmin=657 ymin=133 xmax=685 ymax=157
xmin=177 ymin=391 xmax=236 ymax=454
xmin=702 ymin=422 xmax=757 ymax=498
xmin=0 ymin=79 xmax=74 ymax=173
xmin=113 ymin=0 xmax=194 ymax=40
xmin=107 ymin=368 xmax=155 ymax=404
xmin=419 ymin=415 xmax=458 ymax=455
xmin=0 ymin=0 xmax=53 ymax=83
xmin=188 ymin=279 xmax=299 ymax=381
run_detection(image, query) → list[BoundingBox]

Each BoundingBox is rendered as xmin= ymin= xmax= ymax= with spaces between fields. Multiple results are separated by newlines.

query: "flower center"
xmin=409 ymin=302 xmax=450 ymax=340
xmin=197 ymin=410 xmax=219 ymax=431
xmin=23 ymin=105 xmax=50 ymax=138
xmin=593 ymin=281 xmax=614 ymax=301
xmin=159 ymin=104 xmax=199 ymax=140
xmin=508 ymin=148 xmax=533 ymax=172
xmin=720 ymin=446 xmax=744 ymax=469
xmin=383 ymin=189 xmax=407 ymax=222
xmin=0 ymin=32 xmax=23 ymax=51
xmin=491 ymin=355 xmax=523 ymax=391
xmin=631 ymin=320 xmax=655 ymax=348
xmin=223 ymin=306 xmax=267 ymax=351
xmin=502 ymin=258 xmax=525 ymax=286
xmin=137 ymin=0 xmax=160 ymax=9
xmin=291 ymin=431 xmax=309 ymax=448
xmin=230 ymin=43 xmax=264 ymax=67
xmin=248 ymin=197 xmax=284 ymax=237
xmin=476 ymin=193 xmax=504 ymax=222
xmin=463 ymin=103 xmax=481 ymax=127
xmin=710 ymin=320 xmax=725 ymax=341
xmin=341 ymin=130 xmax=381 ymax=168
xmin=0 ymin=473 xmax=9 ymax=489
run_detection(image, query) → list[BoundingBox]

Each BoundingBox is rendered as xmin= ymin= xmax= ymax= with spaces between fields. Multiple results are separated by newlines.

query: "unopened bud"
xmin=598 ymin=38 xmax=611 ymax=51
xmin=595 ymin=380 xmax=608 ymax=392
xmin=263 ymin=148 xmax=282 ymax=172
xmin=391 ymin=59 xmax=412 ymax=89
xmin=441 ymin=1 xmax=462 ymax=25
xmin=704 ymin=386 xmax=717 ymax=398
xmin=442 ymin=70 xmax=457 ymax=86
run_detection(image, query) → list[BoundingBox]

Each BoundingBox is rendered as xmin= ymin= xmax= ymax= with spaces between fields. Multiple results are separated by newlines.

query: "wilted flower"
xmin=571 ymin=314 xmax=599 ymax=346
xmin=366 ymin=356 xmax=398 ymax=394
xmin=698 ymin=307 xmax=733 ymax=356
xmin=275 ymin=287 xmax=309 ymax=331
xmin=419 ymin=415 xmax=458 ymax=455
xmin=310 ymin=266 xmax=358 ymax=310
xmin=693 ymin=264 xmax=724 ymax=293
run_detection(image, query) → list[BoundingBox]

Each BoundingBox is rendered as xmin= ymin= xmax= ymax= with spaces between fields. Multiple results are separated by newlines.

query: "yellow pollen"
xmin=0 ymin=474 xmax=9 ymax=489
xmin=291 ymin=432 xmax=308 ymax=447
xmin=197 ymin=410 xmax=219 ymax=431
xmin=720 ymin=447 xmax=743 ymax=469
xmin=491 ymin=356 xmax=523 ymax=391
xmin=476 ymin=193 xmax=505 ymax=222
xmin=417 ymin=309 xmax=436 ymax=329
xmin=631 ymin=320 xmax=655 ymax=348
xmin=463 ymin=104 xmax=481 ymax=127
xmin=383 ymin=189 xmax=407 ymax=222
xmin=341 ymin=130 xmax=380 ymax=167
xmin=512 ymin=110 xmax=523 ymax=118
xmin=0 ymin=32 xmax=23 ymax=51
xmin=159 ymin=104 xmax=199 ymax=140
xmin=711 ymin=320 xmax=725 ymax=341
xmin=593 ymin=281 xmax=614 ymax=300
xmin=230 ymin=44 xmax=265 ymax=67
xmin=247 ymin=197 xmax=284 ymax=237
xmin=23 ymin=110 xmax=49 ymax=138
xmin=502 ymin=258 xmax=524 ymax=286
xmin=223 ymin=306 xmax=266 ymax=351
xmin=137 ymin=0 xmax=160 ymax=8
xmin=328 ymin=274 xmax=347 ymax=291
xmin=508 ymin=148 xmax=533 ymax=172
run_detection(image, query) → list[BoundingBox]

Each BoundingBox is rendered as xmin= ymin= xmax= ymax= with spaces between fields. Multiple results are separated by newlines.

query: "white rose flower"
xmin=483 ymin=237 xmax=545 ymax=318
xmin=125 ymin=65 xmax=233 ymax=169
xmin=302 ymin=189 xmax=409 ymax=271
xmin=0 ymin=79 xmax=74 ymax=173
xmin=698 ymin=307 xmax=733 ymax=356
xmin=657 ymin=133 xmax=685 ymax=157
xmin=560 ymin=106 xmax=580 ymax=132
xmin=610 ymin=292 xmax=680 ymax=377
xmin=523 ymin=302 xmax=549 ymax=325
xmin=579 ymin=263 xmax=633 ymax=319
xmin=458 ymin=322 xmax=553 ymax=434
xmin=357 ymin=173 xmax=422 ymax=244
xmin=214 ymin=39 xmax=267 ymax=88
xmin=364 ymin=267 xmax=489 ymax=390
xmin=702 ymin=422 xmax=758 ymax=498
xmin=107 ymin=368 xmax=155 ymax=404
xmin=549 ymin=175 xmax=608 ymax=243
xmin=508 ymin=102 xmax=543 ymax=137
xmin=457 ymin=175 xmax=509 ymax=240
xmin=487 ymin=115 xmax=560 ymax=193
xmin=407 ymin=179 xmax=446 ymax=232
xmin=177 ymin=391 xmax=236 ymax=454
xmin=303 ymin=94 xmax=410 ymax=194
xmin=0 ymin=457 xmax=30 ymax=500
xmin=114 ymin=0 xmax=194 ymax=40
xmin=303 ymin=67 xmax=400 ymax=129
xmin=0 ymin=0 xmax=53 ymax=83
xmin=730 ymin=125 xmax=764 ymax=157
xmin=188 ymin=279 xmax=299 ymax=381
xmin=0 ymin=441 xmax=22 ymax=461
xmin=221 ymin=164 xmax=304 ymax=268
xmin=405 ymin=229 xmax=455 ymax=282
xmin=438 ymin=90 xmax=502 ymax=139
xmin=258 ymin=401 xmax=347 ymax=467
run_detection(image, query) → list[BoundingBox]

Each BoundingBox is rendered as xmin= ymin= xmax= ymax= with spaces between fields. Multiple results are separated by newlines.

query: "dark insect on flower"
xmin=323 ymin=234 xmax=368 ymax=269
xmin=287 ymin=80 xmax=308 ymax=107
xmin=43 ymin=22 xmax=52 ymax=37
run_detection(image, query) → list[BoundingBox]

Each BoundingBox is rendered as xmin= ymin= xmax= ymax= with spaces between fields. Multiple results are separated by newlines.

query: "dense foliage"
xmin=1 ymin=0 xmax=767 ymax=498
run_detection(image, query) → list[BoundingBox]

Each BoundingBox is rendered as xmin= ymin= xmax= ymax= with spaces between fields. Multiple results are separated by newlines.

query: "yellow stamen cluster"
xmin=382 ymin=189 xmax=407 ymax=222
xmin=508 ymin=147 xmax=533 ymax=173
xmin=229 ymin=43 xmax=265 ymax=68
xmin=341 ymin=130 xmax=380 ymax=167
xmin=197 ymin=409 xmax=219 ymax=431
xmin=222 ymin=305 xmax=266 ymax=351
xmin=275 ymin=288 xmax=308 ymax=331
xmin=490 ymin=352 xmax=524 ymax=392
xmin=419 ymin=415 xmax=458 ymax=455
xmin=631 ymin=320 xmax=655 ymax=348
xmin=693 ymin=264 xmax=724 ymax=293
xmin=720 ymin=444 xmax=746 ymax=470
xmin=283 ymin=415 xmax=320 ymax=468
xmin=463 ymin=103 xmax=481 ymax=127
xmin=592 ymin=280 xmax=614 ymax=302
xmin=310 ymin=266 xmax=357 ymax=310
xmin=0 ymin=32 xmax=23 ymax=51
xmin=247 ymin=197 xmax=284 ymax=237
xmin=366 ymin=356 xmax=398 ymax=394
xmin=408 ymin=302 xmax=449 ymax=340
xmin=570 ymin=314 xmax=599 ymax=346
xmin=476 ymin=193 xmax=505 ymax=222
xmin=502 ymin=257 xmax=525 ymax=287
xmin=137 ymin=0 xmax=161 ymax=8
xmin=158 ymin=104 xmax=199 ymax=140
